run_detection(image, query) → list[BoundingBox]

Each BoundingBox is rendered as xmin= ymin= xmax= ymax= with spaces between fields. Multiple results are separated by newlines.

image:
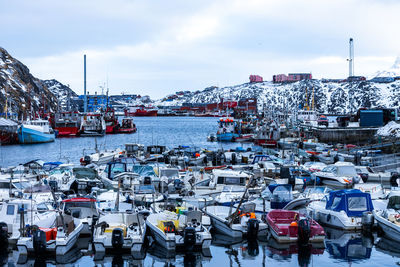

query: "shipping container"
xmin=359 ymin=110 xmax=384 ymax=127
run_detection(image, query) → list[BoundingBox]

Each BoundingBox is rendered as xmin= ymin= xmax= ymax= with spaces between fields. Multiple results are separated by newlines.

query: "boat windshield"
xmin=13 ymin=182 xmax=30 ymax=190
xmin=73 ymin=168 xmax=97 ymax=179
xmin=348 ymin=196 xmax=367 ymax=211
xmin=160 ymin=169 xmax=179 ymax=178
xmin=50 ymin=167 xmax=71 ymax=175
xmin=217 ymin=176 xmax=246 ymax=185
xmin=222 ymin=186 xmax=245 ymax=192
xmin=132 ymin=165 xmax=156 ymax=176
xmin=271 ymin=186 xmax=292 ymax=202
xmin=337 ymin=166 xmax=357 ymax=176
xmin=63 ymin=201 xmax=95 ymax=210
xmin=387 ymin=196 xmax=400 ymax=210
xmin=135 ymin=185 xmax=155 ymax=194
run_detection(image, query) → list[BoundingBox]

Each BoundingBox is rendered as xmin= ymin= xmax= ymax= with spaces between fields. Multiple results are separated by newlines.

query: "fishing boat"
xmin=373 ymin=190 xmax=400 ymax=242
xmin=51 ymin=111 xmax=80 ymax=137
xmin=266 ymin=209 xmax=325 ymax=244
xmin=78 ymin=112 xmax=106 ymax=136
xmin=216 ymin=118 xmax=240 ymax=142
xmin=146 ymin=209 xmax=212 ymax=251
xmin=17 ymin=119 xmax=56 ymax=144
xmin=118 ymin=118 xmax=137 ymax=133
xmin=104 ymin=107 xmax=120 ymax=134
xmin=17 ymin=213 xmax=84 ymax=256
xmin=307 ymin=189 xmax=374 ymax=230
xmin=0 ymin=118 xmax=18 ymax=144
xmin=124 ymin=105 xmax=158 ymax=117
xmin=92 ymin=211 xmax=147 ymax=255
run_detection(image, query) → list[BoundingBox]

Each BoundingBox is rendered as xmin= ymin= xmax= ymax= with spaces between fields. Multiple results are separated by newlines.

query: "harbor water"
xmin=1 ymin=117 xmax=399 ymax=266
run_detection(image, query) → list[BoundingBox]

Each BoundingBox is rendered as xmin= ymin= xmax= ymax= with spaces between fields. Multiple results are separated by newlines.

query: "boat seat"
xmin=276 ymin=223 xmax=291 ymax=227
xmin=104 ymin=225 xmax=127 ymax=237
xmin=56 ymin=214 xmax=75 ymax=234
xmin=388 ymin=215 xmax=400 ymax=226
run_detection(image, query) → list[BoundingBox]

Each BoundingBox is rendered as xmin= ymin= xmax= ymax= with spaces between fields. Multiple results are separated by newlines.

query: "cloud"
xmin=3 ymin=0 xmax=400 ymax=98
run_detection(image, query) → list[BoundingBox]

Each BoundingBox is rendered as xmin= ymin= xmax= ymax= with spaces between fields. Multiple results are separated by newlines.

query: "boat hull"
xmin=18 ymin=126 xmax=55 ymax=144
xmin=217 ymin=133 xmax=239 ymax=142
xmin=374 ymin=211 xmax=400 ymax=242
xmin=55 ymin=126 xmax=79 ymax=137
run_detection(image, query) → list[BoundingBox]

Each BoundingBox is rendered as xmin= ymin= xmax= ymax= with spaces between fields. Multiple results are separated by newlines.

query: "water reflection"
xmin=260 ymin=238 xmax=324 ymax=266
xmin=324 ymin=226 xmax=372 ymax=262
xmin=146 ymin=245 xmax=212 ymax=267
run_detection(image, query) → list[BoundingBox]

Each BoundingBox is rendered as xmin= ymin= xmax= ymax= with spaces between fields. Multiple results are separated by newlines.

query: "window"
xmin=331 ymin=196 xmax=342 ymax=210
xmin=348 ymin=197 xmax=367 ymax=211
xmin=6 ymin=205 xmax=15 ymax=215
xmin=37 ymin=203 xmax=49 ymax=213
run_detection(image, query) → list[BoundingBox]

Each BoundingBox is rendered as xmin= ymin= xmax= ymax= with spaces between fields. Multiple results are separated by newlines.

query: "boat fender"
xmin=297 ymin=219 xmax=311 ymax=245
xmin=33 ymin=229 xmax=47 ymax=254
xmin=184 ymin=227 xmax=196 ymax=249
xmin=0 ymin=222 xmax=8 ymax=248
xmin=327 ymin=214 xmax=331 ymax=222
xmin=247 ymin=219 xmax=259 ymax=240
xmin=111 ymin=228 xmax=124 ymax=249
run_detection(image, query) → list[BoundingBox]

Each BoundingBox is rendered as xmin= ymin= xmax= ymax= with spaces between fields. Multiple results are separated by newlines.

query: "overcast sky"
xmin=1 ymin=0 xmax=400 ymax=98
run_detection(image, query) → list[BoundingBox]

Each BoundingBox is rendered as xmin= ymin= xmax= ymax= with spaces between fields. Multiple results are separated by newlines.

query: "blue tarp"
xmin=325 ymin=189 xmax=374 ymax=217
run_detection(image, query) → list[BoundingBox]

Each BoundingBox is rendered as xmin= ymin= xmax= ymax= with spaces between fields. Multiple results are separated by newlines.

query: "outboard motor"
xmin=111 ymin=228 xmax=124 ymax=249
xmin=231 ymin=153 xmax=237 ymax=165
xmin=33 ymin=230 xmax=47 ymax=253
xmin=0 ymin=222 xmax=8 ymax=247
xmin=48 ymin=180 xmax=58 ymax=191
xmin=184 ymin=227 xmax=196 ymax=249
xmin=143 ymin=176 xmax=152 ymax=185
xmin=391 ymin=172 xmax=399 ymax=187
xmin=298 ymin=219 xmax=311 ymax=245
xmin=247 ymin=219 xmax=259 ymax=240
xmin=81 ymin=155 xmax=91 ymax=166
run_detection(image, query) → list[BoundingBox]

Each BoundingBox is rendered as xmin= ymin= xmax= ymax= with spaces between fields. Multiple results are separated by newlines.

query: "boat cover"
xmin=325 ymin=189 xmax=374 ymax=217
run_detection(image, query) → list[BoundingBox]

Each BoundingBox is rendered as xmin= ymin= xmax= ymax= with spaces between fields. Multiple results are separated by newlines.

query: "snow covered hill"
xmin=0 ymin=47 xmax=58 ymax=119
xmin=155 ymin=79 xmax=400 ymax=114
xmin=43 ymin=79 xmax=77 ymax=110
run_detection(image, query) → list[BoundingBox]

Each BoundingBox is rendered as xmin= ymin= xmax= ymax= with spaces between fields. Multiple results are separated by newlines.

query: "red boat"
xmin=51 ymin=112 xmax=80 ymax=137
xmin=254 ymin=139 xmax=277 ymax=147
xmin=118 ymin=118 xmax=137 ymax=133
xmin=124 ymin=106 xmax=158 ymax=117
xmin=266 ymin=209 xmax=325 ymax=243
xmin=0 ymin=118 xmax=18 ymax=144
xmin=105 ymin=108 xmax=120 ymax=134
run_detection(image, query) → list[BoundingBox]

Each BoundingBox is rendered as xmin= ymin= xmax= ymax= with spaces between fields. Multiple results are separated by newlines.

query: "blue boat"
xmin=17 ymin=120 xmax=56 ymax=144
xmin=216 ymin=132 xmax=240 ymax=141
xmin=216 ymin=118 xmax=240 ymax=141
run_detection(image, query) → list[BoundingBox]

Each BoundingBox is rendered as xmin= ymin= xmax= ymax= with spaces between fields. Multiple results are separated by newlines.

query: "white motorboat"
xmin=146 ymin=209 xmax=212 ymax=251
xmin=93 ymin=211 xmax=146 ymax=256
xmin=374 ymin=190 xmax=400 ymax=242
xmin=215 ymin=186 xmax=247 ymax=206
xmin=60 ymin=197 xmax=100 ymax=235
xmin=355 ymin=166 xmax=392 ymax=184
xmin=190 ymin=169 xmax=252 ymax=197
xmin=283 ymin=186 xmax=331 ymax=210
xmin=202 ymin=203 xmax=267 ymax=239
xmin=307 ymin=189 xmax=374 ymax=230
xmin=313 ymin=162 xmax=361 ymax=188
xmin=0 ymin=199 xmax=57 ymax=246
xmin=17 ymin=213 xmax=84 ymax=256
